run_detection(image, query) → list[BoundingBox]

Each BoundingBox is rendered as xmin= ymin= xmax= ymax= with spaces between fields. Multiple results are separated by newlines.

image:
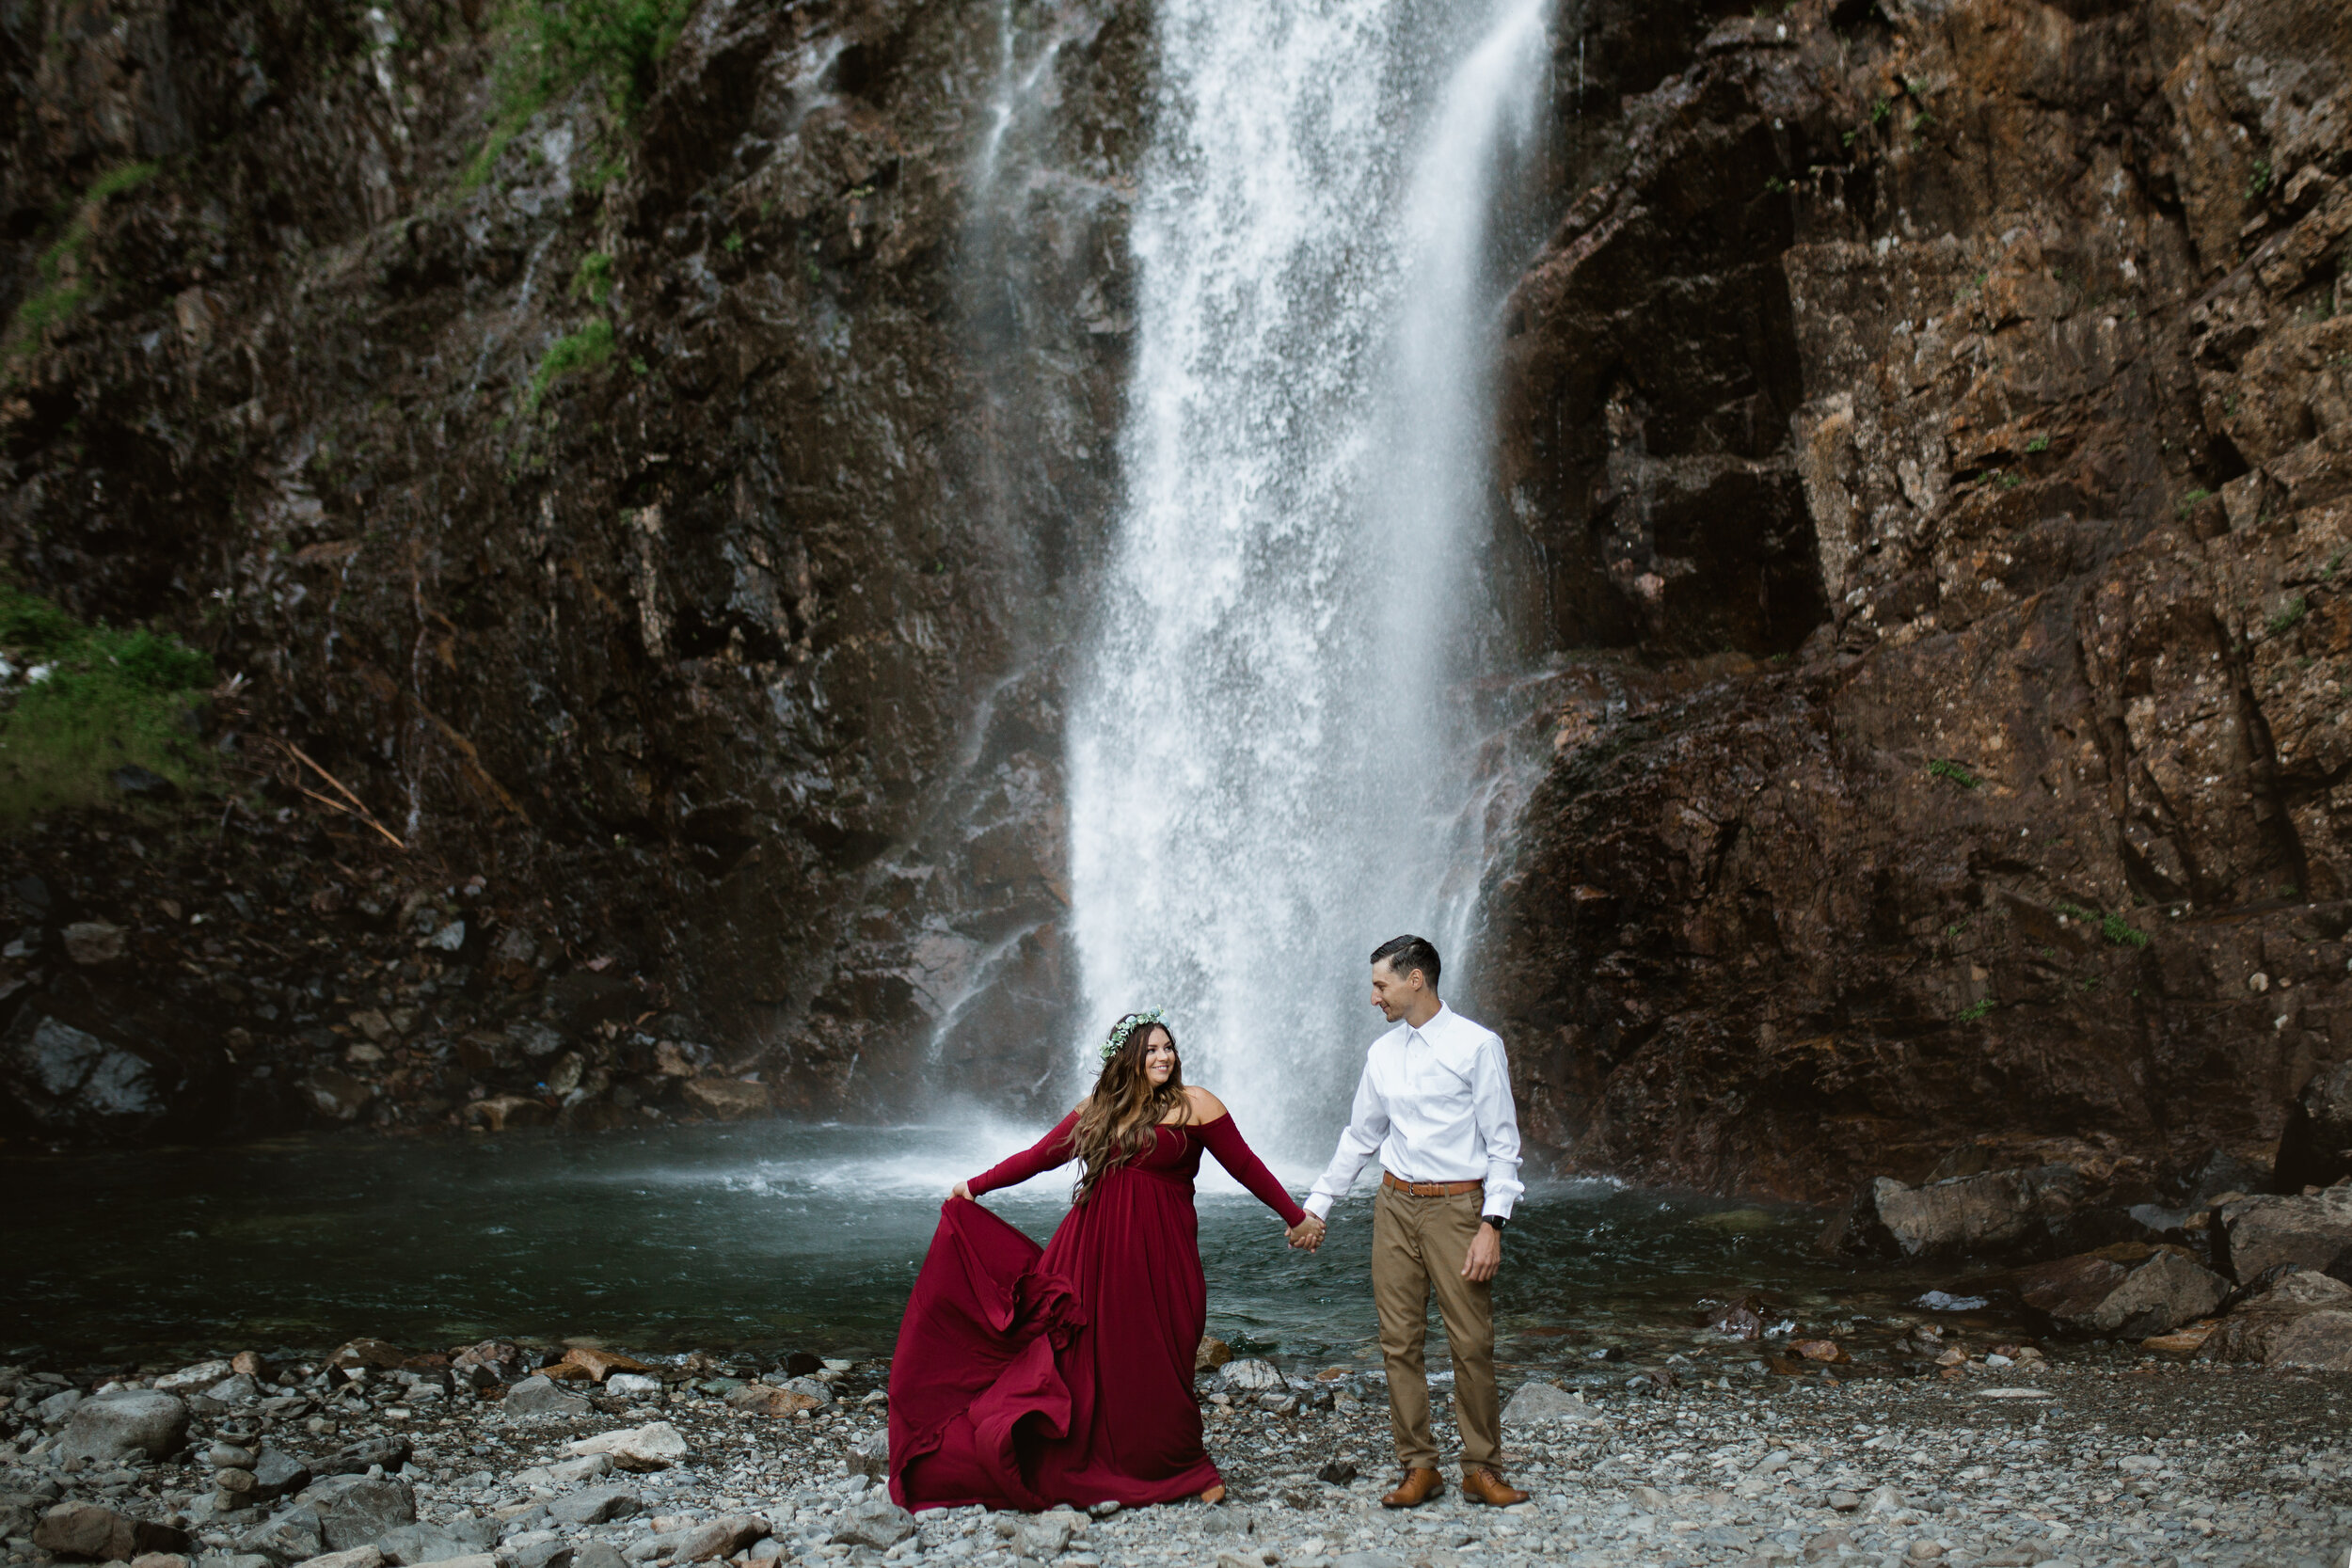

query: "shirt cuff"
xmin=1303 ymin=1193 xmax=1333 ymax=1220
xmin=1481 ymin=1188 xmax=1517 ymax=1222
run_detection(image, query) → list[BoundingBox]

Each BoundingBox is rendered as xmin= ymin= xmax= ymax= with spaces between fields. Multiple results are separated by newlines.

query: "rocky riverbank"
xmin=3 ymin=1336 xmax=2348 ymax=1568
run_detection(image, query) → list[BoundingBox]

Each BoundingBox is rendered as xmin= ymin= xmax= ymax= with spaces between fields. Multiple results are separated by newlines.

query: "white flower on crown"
xmin=1100 ymin=1007 xmax=1169 ymax=1064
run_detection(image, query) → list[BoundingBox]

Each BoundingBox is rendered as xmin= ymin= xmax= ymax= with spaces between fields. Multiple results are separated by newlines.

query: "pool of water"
xmin=3 ymin=1122 xmax=2005 ymax=1365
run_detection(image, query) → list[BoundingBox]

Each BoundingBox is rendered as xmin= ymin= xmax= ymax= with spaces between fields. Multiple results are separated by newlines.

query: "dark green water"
xmin=1 ymin=1122 xmax=1996 ymax=1364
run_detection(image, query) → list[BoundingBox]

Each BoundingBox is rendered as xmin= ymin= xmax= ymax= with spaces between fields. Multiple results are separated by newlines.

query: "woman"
xmin=887 ymin=1010 xmax=1318 ymax=1512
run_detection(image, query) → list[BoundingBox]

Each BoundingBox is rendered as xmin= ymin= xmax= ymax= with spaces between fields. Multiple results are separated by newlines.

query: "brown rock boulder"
xmin=466 ymin=1095 xmax=549 ymax=1132
xmin=1819 ymin=1164 xmax=2141 ymax=1262
xmin=562 ymin=1348 xmax=655 ymax=1383
xmin=302 ymin=1071 xmax=374 ymax=1123
xmin=668 ymin=1518 xmax=767 ymax=1563
xmin=35 ymin=1503 xmax=188 ymax=1561
xmin=682 ymin=1078 xmax=770 ymax=1120
xmin=61 ymin=922 xmax=126 ymax=966
xmin=2010 ymin=1244 xmax=2230 ymax=1338
xmin=2268 ymin=1309 xmax=2352 ymax=1371
xmin=723 ymin=1385 xmax=819 ymax=1418
xmin=2213 ymin=1186 xmax=2352 ymax=1283
xmin=2275 ymin=1062 xmax=2352 ymax=1192
xmin=2200 ymin=1270 xmax=2352 ymax=1364
xmin=450 ymin=1340 xmax=525 ymax=1386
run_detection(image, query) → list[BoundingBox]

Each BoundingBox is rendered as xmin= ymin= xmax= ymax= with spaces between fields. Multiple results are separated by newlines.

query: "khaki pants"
xmin=1372 ymin=1181 xmax=1499 ymax=1473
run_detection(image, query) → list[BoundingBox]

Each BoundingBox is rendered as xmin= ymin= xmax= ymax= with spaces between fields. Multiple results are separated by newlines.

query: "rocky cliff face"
xmin=0 ymin=0 xmax=1136 ymax=1140
xmin=1477 ymin=0 xmax=2352 ymax=1199
xmin=8 ymin=0 xmax=2352 ymax=1197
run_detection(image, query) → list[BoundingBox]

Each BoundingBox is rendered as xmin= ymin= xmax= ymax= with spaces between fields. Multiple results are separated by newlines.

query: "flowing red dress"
xmin=887 ymin=1111 xmax=1307 ymax=1512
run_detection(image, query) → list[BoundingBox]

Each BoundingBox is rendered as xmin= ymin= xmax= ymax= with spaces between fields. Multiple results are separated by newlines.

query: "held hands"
xmin=1286 ymin=1214 xmax=1326 ymax=1252
xmin=1460 ymin=1221 xmax=1502 ymax=1282
xmin=949 ymin=1180 xmax=974 ymax=1203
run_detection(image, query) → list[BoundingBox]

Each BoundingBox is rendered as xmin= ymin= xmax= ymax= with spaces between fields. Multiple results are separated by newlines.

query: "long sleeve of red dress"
xmin=1197 ymin=1115 xmax=1308 ymax=1227
xmin=967 ymin=1111 xmax=1080 ymax=1196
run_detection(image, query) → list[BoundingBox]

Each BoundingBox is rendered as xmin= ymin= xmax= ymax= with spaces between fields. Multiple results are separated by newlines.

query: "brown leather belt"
xmin=1383 ymin=1173 xmax=1484 ymax=1196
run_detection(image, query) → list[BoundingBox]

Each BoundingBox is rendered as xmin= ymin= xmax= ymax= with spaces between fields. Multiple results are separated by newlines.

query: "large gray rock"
xmin=1818 ymin=1164 xmax=2137 ymax=1261
xmin=830 ymin=1497 xmax=914 ymax=1551
xmin=2214 ymin=1186 xmax=2352 ymax=1282
xmin=1502 ymin=1380 xmax=1606 ymax=1426
xmin=2267 ymin=1308 xmax=2352 ymax=1370
xmin=564 ymin=1422 xmax=688 ymax=1471
xmin=2201 ymin=1269 xmax=2352 ymax=1363
xmin=570 ymin=1547 xmax=627 ymax=1568
xmin=545 ymin=1489 xmax=638 ymax=1527
xmin=241 ymin=1507 xmax=326 ymax=1565
xmin=298 ymin=1478 xmax=414 ymax=1552
xmin=373 ymin=1526 xmax=472 ymax=1566
xmin=498 ymin=1376 xmax=589 ymax=1420
xmin=251 ymin=1450 xmax=310 ymax=1503
xmin=1014 ymin=1516 xmax=1071 ymax=1560
xmin=666 ymin=1518 xmax=766 ymax=1561
xmin=503 ymin=1540 xmax=570 ymax=1568
xmin=2277 ymin=1062 xmax=2352 ymax=1191
xmin=0 ymin=1014 xmax=167 ymax=1135
xmin=291 ymin=1548 xmax=383 ymax=1568
xmin=155 ymin=1361 xmax=234 ymax=1395
xmin=317 ymin=1437 xmax=410 ymax=1479
xmin=844 ymin=1431 xmax=889 ymax=1481
xmin=34 ymin=1502 xmax=188 ymax=1560
xmin=1217 ymin=1358 xmax=1284 ymax=1391
xmin=2011 ymin=1244 xmax=2230 ymax=1337
xmin=56 ymin=1390 xmax=189 ymax=1464
xmin=2173 ymin=1148 xmax=2273 ymax=1210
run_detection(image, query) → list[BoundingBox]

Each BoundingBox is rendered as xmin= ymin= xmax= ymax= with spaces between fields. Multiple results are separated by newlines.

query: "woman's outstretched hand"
xmin=949 ymin=1180 xmax=974 ymax=1203
xmin=1286 ymin=1215 xmax=1326 ymax=1251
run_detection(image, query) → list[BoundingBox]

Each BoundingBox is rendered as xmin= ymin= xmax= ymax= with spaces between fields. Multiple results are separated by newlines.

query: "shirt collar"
xmin=1405 ymin=1003 xmax=1453 ymax=1043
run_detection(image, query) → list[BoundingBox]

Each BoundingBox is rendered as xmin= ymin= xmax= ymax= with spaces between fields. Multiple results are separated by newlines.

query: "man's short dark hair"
xmin=1370 ymin=934 xmax=1441 ymax=990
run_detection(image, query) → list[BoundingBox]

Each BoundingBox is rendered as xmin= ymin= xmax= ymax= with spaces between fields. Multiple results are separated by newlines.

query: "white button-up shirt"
xmin=1303 ymin=1003 xmax=1525 ymax=1221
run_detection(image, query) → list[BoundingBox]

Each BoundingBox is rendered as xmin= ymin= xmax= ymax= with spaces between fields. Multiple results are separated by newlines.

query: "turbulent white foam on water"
xmin=591 ymin=1119 xmax=1061 ymax=1198
xmin=1067 ymin=0 xmax=1551 ymax=1149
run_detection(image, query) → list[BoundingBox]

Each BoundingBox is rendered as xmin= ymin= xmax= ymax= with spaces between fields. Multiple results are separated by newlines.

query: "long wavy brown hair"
xmin=1071 ymin=1013 xmax=1191 ymax=1206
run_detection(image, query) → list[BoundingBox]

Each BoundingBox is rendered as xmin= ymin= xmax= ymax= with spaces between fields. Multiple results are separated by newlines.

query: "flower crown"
xmin=1101 ymin=1007 xmax=1168 ymax=1064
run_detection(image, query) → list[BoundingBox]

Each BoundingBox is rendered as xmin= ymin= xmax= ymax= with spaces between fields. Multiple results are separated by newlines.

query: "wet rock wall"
xmin=0 ymin=0 xmax=1138 ymax=1140
xmin=1476 ymin=0 xmax=2352 ymax=1199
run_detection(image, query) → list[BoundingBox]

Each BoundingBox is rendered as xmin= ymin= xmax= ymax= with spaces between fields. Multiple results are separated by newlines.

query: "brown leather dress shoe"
xmin=1460 ymin=1465 xmax=1530 ymax=1506
xmin=1381 ymin=1467 xmax=1445 ymax=1508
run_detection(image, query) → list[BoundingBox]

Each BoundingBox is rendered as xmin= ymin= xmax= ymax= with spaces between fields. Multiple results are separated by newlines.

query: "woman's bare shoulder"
xmin=1184 ymin=1085 xmax=1229 ymax=1119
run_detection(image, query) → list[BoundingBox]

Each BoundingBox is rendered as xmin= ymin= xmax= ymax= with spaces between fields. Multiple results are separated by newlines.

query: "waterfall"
xmin=1065 ymin=0 xmax=1551 ymax=1146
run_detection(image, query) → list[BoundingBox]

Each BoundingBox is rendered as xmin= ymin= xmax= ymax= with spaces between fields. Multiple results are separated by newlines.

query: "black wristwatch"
xmin=1481 ymin=1213 xmax=1508 ymax=1232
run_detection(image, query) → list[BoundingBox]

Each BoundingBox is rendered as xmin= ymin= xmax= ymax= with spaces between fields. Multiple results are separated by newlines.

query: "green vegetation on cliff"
xmin=1 ymin=162 xmax=160 ymax=386
xmin=524 ymin=317 xmax=615 ymax=410
xmin=464 ymin=0 xmax=693 ymax=188
xmin=0 ymin=584 xmax=216 ymax=820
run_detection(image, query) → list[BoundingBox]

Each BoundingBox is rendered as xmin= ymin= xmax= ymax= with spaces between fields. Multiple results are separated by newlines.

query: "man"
xmin=1293 ymin=935 xmax=1529 ymax=1509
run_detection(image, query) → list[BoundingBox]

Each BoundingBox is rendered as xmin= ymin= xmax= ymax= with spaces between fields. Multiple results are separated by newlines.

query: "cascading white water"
xmin=1066 ymin=0 xmax=1551 ymax=1148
